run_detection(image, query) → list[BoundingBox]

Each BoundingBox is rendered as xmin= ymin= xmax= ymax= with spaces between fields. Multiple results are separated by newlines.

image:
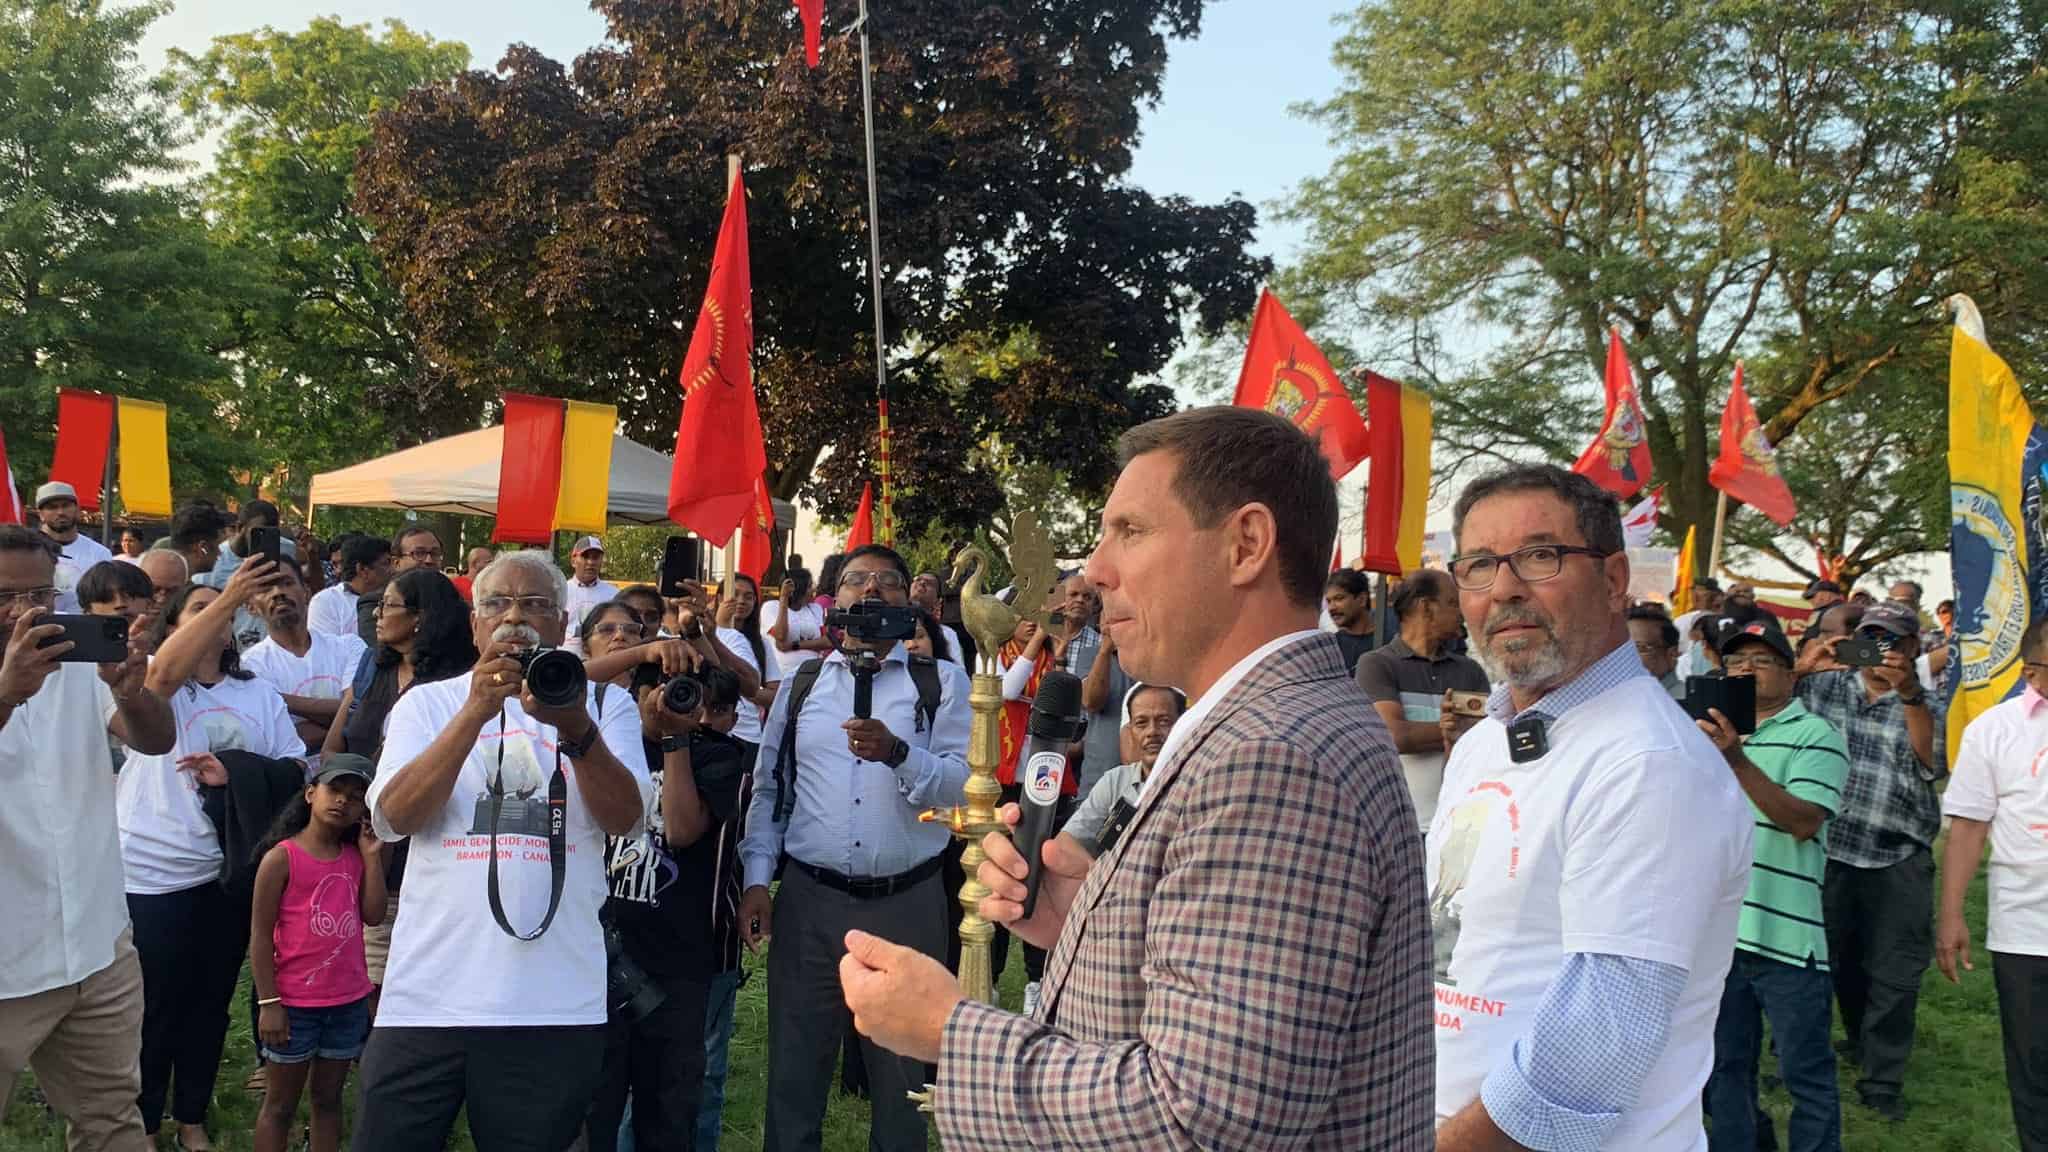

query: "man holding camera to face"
xmin=353 ymin=552 xmax=653 ymax=1152
xmin=739 ymin=543 xmax=971 ymax=1152
xmin=1790 ymin=599 xmax=1941 ymax=1122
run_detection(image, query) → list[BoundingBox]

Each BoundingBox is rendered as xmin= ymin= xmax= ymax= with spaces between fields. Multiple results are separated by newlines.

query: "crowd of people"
xmin=0 ymin=407 xmax=2041 ymax=1152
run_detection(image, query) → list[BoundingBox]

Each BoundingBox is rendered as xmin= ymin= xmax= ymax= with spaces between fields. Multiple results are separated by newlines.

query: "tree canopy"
xmin=1286 ymin=0 xmax=2048 ymax=579
xmin=352 ymin=0 xmax=1266 ymax=538
xmin=171 ymin=18 xmax=471 ymax=517
xmin=0 ymin=0 xmax=256 ymax=502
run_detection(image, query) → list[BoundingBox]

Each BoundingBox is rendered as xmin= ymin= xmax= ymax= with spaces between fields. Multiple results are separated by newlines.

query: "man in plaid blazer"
xmin=841 ymin=407 xmax=1435 ymax=1149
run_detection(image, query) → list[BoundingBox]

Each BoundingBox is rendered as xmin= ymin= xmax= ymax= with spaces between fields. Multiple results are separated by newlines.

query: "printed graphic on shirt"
xmin=607 ymin=766 xmax=678 ymax=907
xmin=296 ymin=871 xmax=362 ymax=990
xmin=466 ymin=728 xmax=556 ymax=838
xmin=193 ymin=708 xmax=252 ymax=754
xmin=1428 ymin=780 xmax=1522 ymax=989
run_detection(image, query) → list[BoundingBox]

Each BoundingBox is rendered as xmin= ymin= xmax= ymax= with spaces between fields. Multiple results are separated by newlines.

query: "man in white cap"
xmin=36 ymin=482 xmax=113 ymax=612
xmin=563 ymin=536 xmax=618 ymax=652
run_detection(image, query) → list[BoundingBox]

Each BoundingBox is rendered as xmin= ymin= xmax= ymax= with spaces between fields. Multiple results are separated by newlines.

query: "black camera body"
xmin=515 ymin=646 xmax=587 ymax=709
xmin=826 ymin=600 xmax=916 ymax=643
xmin=661 ymin=673 xmax=703 ymax=716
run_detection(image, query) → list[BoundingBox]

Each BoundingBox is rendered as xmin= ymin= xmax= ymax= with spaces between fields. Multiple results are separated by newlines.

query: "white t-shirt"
xmin=1427 ymin=674 xmax=1751 ymax=1150
xmin=716 ymin=626 xmax=764 ymax=746
xmin=308 ymin=584 xmax=361 ymax=638
xmin=563 ymin=578 xmax=620 ymax=653
xmin=118 ymin=676 xmax=305 ymax=895
xmin=242 ymin=632 xmax=370 ymax=703
xmin=1945 ymin=691 xmax=2048 ymax=957
xmin=51 ymin=533 xmax=115 ymax=612
xmin=1 ymin=663 xmax=124 ymax=997
xmin=760 ymin=600 xmax=826 ymax=677
xmin=367 ymin=674 xmax=652 ymax=1028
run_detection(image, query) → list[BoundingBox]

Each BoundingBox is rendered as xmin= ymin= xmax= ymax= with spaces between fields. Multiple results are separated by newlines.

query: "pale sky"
xmin=139 ymin=0 xmax=1350 ymax=264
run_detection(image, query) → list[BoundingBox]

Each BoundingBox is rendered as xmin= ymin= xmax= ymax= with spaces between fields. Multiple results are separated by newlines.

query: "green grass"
xmin=0 ymin=865 xmax=2019 ymax=1151
xmin=1 ymin=933 xmax=1024 ymax=1152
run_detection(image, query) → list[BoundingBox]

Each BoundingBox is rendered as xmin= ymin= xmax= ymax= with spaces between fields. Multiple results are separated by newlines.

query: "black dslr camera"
xmin=603 ymin=916 xmax=667 ymax=1024
xmin=826 ymin=601 xmax=917 ymax=642
xmin=514 ymin=646 xmax=587 ymax=708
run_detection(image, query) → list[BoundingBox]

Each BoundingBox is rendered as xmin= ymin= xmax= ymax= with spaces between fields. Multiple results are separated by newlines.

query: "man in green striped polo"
xmin=1696 ymin=617 xmax=1850 ymax=1152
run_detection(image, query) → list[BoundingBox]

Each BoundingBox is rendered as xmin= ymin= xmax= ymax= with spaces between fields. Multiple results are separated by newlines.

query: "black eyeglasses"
xmin=1449 ymin=545 xmax=1611 ymax=591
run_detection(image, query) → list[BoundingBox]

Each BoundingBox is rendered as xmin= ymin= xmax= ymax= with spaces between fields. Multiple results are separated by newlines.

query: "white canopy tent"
xmin=307 ymin=424 xmax=678 ymax=527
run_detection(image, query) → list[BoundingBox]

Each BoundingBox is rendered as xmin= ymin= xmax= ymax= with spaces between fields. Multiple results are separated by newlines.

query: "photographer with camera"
xmin=579 ymin=598 xmax=748 ymax=1152
xmin=739 ymin=544 xmax=971 ymax=1152
xmin=1791 ymin=599 xmax=1941 ymax=1121
xmin=352 ymin=552 xmax=653 ymax=1152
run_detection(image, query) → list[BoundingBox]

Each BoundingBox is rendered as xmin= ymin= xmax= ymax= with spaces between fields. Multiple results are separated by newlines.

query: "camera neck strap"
xmin=486 ymin=711 xmax=568 ymax=942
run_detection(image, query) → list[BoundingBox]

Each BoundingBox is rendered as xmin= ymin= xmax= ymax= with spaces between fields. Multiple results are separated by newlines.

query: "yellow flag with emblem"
xmin=1946 ymin=295 xmax=2044 ymax=749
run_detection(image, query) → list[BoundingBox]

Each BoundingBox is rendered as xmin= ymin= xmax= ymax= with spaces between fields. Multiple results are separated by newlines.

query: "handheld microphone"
xmin=1015 ymin=671 xmax=1086 ymax=919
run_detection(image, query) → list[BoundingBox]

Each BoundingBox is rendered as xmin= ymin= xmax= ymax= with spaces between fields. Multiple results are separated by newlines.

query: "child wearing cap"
xmin=247 ymin=755 xmax=388 ymax=1152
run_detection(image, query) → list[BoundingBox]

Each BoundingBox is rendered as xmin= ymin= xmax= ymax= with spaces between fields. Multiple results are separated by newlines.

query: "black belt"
xmin=788 ymin=854 xmax=942 ymax=900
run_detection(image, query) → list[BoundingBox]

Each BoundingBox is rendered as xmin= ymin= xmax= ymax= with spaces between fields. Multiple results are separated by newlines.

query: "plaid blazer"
xmin=933 ymin=634 xmax=1434 ymax=1150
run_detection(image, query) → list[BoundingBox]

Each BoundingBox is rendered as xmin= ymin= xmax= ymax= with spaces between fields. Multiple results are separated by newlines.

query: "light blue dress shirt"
xmin=1474 ymin=641 xmax=1692 ymax=1149
xmin=740 ymin=643 xmax=971 ymax=890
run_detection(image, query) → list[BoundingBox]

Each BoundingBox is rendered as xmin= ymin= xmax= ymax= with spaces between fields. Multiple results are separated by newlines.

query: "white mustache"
xmin=492 ymin=623 xmax=542 ymax=650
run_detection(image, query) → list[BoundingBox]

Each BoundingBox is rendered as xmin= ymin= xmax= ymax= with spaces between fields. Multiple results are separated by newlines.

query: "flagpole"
xmin=1706 ymin=491 xmax=1728 ymax=580
xmin=725 ymin=151 xmax=744 ymax=585
xmin=855 ymin=0 xmax=893 ymax=546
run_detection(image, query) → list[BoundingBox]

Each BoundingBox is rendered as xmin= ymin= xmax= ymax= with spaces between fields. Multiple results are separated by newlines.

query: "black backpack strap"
xmin=906 ymin=653 xmax=942 ymax=736
xmin=773 ymin=659 xmax=825 ymax=823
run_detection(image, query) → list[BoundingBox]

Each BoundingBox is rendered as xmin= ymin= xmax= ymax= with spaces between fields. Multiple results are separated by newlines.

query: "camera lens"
xmin=524 ymin=648 xmax=588 ymax=709
xmin=662 ymin=674 xmax=702 ymax=716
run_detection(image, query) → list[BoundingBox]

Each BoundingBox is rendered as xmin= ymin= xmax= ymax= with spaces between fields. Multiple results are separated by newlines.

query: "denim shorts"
xmin=260 ymin=996 xmax=371 ymax=1064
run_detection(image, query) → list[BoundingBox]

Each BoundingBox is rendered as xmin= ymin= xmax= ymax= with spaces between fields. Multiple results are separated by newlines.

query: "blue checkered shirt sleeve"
xmin=1478 ymin=952 xmax=1689 ymax=1150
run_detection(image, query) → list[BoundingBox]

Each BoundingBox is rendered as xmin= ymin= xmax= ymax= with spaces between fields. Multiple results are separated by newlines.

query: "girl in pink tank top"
xmin=248 ymin=756 xmax=388 ymax=1152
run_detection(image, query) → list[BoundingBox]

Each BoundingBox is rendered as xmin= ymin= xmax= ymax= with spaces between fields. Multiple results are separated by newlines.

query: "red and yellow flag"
xmin=668 ymin=168 xmax=767 ymax=546
xmin=844 ymin=481 xmax=875 ymax=551
xmin=50 ymin=388 xmax=170 ymax=517
xmin=1233 ymin=289 xmax=1370 ymax=482
xmin=493 ymin=394 xmax=618 ymax=545
xmin=1572 ymin=329 xmax=1654 ymax=499
xmin=1359 ymin=373 xmax=1432 ymax=576
xmin=739 ymin=476 xmax=775 ymax=583
xmin=1708 ymin=362 xmax=1796 ymax=527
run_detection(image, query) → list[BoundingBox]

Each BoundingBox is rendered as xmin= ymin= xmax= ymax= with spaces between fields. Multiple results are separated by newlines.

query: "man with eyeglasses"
xmin=562 ymin=536 xmax=619 ymax=654
xmin=1789 ymin=599 xmax=1938 ymax=1122
xmin=35 ymin=482 xmax=116 ymax=612
xmin=310 ymin=535 xmax=391 ymax=640
xmin=1939 ymin=617 xmax=2048 ymax=1152
xmin=353 ymin=550 xmax=652 ymax=1152
xmin=1696 ymin=617 xmax=1849 ymax=1152
xmin=1628 ymin=604 xmax=1686 ymax=699
xmin=0 ymin=525 xmax=175 ymax=1151
xmin=738 ymin=543 xmax=970 ymax=1152
xmin=1426 ymin=463 xmax=1751 ymax=1152
xmin=358 ymin=527 xmax=445 ymax=645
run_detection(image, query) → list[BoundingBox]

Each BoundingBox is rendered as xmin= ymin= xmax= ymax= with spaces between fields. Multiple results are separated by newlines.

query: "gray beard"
xmin=1472 ymin=610 xmax=1572 ymax=693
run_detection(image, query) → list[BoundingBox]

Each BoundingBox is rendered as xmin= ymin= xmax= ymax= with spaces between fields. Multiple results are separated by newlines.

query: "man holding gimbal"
xmin=353 ymin=552 xmax=653 ymax=1152
xmin=740 ymin=543 xmax=971 ymax=1152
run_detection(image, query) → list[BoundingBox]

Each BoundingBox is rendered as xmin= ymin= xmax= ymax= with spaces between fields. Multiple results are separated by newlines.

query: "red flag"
xmin=51 ymin=389 xmax=117 ymax=512
xmin=1233 ymin=289 xmax=1370 ymax=481
xmin=0 ymin=424 xmax=21 ymax=525
xmin=739 ymin=476 xmax=774 ymax=583
xmin=795 ymin=0 xmax=823 ymax=67
xmin=844 ymin=482 xmax=875 ymax=551
xmin=1708 ymin=362 xmax=1797 ymax=527
xmin=668 ymin=169 xmax=766 ymax=545
xmin=1571 ymin=328 xmax=1654 ymax=499
xmin=495 ymin=394 xmax=565 ymax=545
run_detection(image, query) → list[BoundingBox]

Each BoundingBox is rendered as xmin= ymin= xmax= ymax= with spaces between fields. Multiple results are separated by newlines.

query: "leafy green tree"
xmin=353 ymin=0 xmax=1266 ymax=537
xmin=0 ymin=0 xmax=258 ymax=501
xmin=1286 ymin=0 xmax=2048 ymax=572
xmin=171 ymin=19 xmax=471 ymax=518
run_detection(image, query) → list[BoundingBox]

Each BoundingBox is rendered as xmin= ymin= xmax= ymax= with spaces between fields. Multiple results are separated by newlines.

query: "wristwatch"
xmin=557 ymin=724 xmax=599 ymax=760
xmin=660 ymin=734 xmax=689 ymax=755
xmin=882 ymin=736 xmax=910 ymax=769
